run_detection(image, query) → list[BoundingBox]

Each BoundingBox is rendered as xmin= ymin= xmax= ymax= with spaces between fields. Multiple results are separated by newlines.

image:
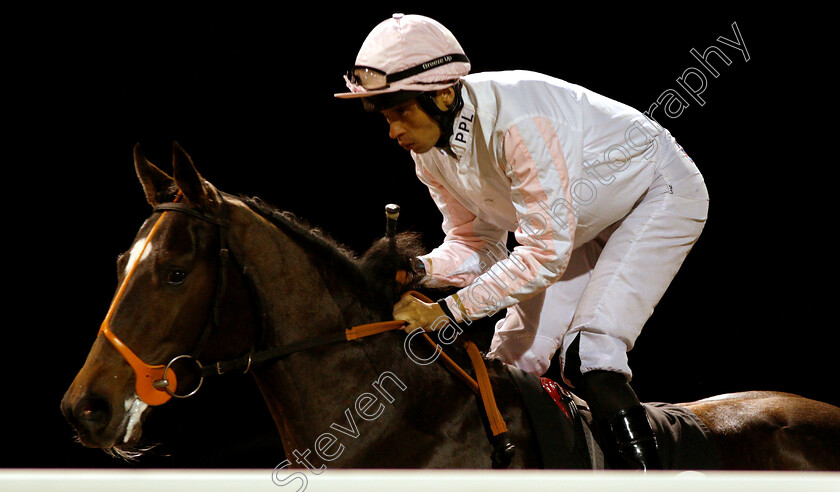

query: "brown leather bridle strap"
xmin=464 ymin=339 xmax=508 ymax=436
xmin=257 ymin=289 xmax=508 ymax=437
xmin=141 ymin=200 xmax=514 ymax=466
xmin=345 ymin=320 xmax=406 ymax=340
xmin=146 ymin=201 xmax=510 ymax=441
xmin=346 ymin=318 xmax=480 ymax=394
xmin=344 ymin=297 xmax=513 ymax=466
xmin=387 ymin=291 xmax=508 ymax=437
xmin=209 ymin=292 xmax=509 ymax=438
xmin=419 ymin=331 xmax=478 ymax=393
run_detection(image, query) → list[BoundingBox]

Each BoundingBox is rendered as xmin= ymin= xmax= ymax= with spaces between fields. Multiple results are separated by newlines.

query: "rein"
xmin=202 ymin=294 xmax=509 ymax=437
xmin=102 ymin=195 xmax=514 ymax=466
xmin=193 ymin=289 xmax=513 ymax=467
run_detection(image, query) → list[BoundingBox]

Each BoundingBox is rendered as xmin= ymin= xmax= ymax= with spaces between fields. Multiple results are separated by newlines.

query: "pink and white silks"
xmin=413 ymin=70 xmax=709 ymax=384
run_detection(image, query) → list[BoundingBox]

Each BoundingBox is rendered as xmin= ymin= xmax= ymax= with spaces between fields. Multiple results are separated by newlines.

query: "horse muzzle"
xmin=60 ymin=382 xmax=146 ymax=449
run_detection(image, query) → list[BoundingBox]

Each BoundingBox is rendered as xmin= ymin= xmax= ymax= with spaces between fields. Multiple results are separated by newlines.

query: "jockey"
xmin=335 ymin=13 xmax=709 ymax=471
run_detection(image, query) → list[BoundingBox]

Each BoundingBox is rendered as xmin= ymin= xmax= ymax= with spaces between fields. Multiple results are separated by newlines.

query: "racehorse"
xmin=61 ymin=143 xmax=840 ymax=470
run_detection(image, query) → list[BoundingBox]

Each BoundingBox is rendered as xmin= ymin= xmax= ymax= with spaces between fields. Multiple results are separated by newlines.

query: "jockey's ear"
xmin=171 ymin=141 xmax=213 ymax=210
xmin=134 ymin=143 xmax=177 ymax=206
xmin=432 ymin=87 xmax=456 ymax=111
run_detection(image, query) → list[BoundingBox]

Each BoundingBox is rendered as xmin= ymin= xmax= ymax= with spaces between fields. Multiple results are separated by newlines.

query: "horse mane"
xmin=239 ymin=195 xmax=428 ymax=313
xmin=241 ymin=195 xmax=359 ymax=262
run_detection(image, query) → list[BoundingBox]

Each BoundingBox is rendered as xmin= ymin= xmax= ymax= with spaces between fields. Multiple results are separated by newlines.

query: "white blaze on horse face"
xmin=123 ymin=395 xmax=148 ymax=444
xmin=125 ymin=232 xmax=154 ymax=276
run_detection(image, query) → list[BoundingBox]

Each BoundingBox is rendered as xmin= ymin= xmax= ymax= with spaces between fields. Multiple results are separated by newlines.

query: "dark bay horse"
xmin=61 ymin=144 xmax=840 ymax=470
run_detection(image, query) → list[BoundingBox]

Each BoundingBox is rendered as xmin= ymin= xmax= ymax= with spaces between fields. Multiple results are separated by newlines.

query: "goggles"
xmin=346 ymin=53 xmax=469 ymax=91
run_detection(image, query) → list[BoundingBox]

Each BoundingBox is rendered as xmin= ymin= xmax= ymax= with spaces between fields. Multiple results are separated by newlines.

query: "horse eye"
xmin=166 ymin=270 xmax=187 ymax=285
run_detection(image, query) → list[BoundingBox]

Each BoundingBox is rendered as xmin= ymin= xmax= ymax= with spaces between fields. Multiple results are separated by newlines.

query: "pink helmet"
xmin=335 ymin=13 xmax=471 ymax=99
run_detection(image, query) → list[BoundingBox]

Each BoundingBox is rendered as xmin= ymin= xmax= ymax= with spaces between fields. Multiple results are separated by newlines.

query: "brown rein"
xmin=203 ymin=290 xmax=510 ymax=444
xmin=101 ymin=196 xmax=514 ymax=466
xmin=347 ymin=292 xmax=509 ymax=441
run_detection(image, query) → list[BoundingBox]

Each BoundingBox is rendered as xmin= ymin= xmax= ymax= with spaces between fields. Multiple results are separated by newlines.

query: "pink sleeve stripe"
xmin=457 ymin=118 xmax=577 ymax=319
xmin=417 ymin=165 xmax=487 ymax=286
xmin=534 ymin=117 xmax=577 ymax=242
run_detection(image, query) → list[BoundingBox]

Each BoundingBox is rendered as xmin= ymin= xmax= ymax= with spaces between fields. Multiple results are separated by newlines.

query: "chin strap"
xmin=416 ymin=81 xmax=464 ymax=149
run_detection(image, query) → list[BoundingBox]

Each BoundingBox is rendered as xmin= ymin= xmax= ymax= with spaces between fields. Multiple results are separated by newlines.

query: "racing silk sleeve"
xmin=444 ymin=117 xmax=578 ymax=323
xmin=415 ymin=165 xmax=508 ymax=289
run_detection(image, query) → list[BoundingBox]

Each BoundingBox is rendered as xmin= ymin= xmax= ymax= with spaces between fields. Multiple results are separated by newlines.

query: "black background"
xmin=3 ymin=4 xmax=832 ymax=469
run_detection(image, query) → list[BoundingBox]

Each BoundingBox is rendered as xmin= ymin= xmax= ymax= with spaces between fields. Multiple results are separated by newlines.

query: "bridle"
xmin=98 ymin=191 xmax=411 ymax=407
xmin=99 ymin=192 xmax=515 ymax=466
xmin=97 ymin=192 xmax=234 ymax=406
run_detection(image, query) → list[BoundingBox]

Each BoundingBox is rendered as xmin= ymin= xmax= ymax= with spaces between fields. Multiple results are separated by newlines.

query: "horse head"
xmin=60 ymin=142 xmax=441 ymax=462
xmin=60 ymin=143 xmax=258 ymax=456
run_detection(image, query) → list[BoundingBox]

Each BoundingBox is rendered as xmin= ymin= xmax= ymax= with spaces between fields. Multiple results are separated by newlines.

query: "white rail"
xmin=1 ymin=469 xmax=838 ymax=492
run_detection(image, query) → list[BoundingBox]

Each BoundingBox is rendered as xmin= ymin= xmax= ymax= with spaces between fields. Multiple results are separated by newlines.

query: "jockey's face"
xmin=381 ymin=88 xmax=454 ymax=155
xmin=381 ymin=99 xmax=441 ymax=154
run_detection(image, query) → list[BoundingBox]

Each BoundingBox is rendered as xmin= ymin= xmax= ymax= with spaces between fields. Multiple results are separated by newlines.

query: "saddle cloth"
xmin=505 ymin=366 xmax=721 ymax=469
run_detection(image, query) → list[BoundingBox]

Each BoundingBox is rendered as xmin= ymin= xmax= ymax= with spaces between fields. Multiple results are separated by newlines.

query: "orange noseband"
xmin=98 ymin=201 xmax=178 ymax=406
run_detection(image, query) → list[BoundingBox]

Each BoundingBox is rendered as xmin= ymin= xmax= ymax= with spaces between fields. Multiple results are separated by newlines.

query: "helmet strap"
xmin=416 ymin=82 xmax=464 ymax=150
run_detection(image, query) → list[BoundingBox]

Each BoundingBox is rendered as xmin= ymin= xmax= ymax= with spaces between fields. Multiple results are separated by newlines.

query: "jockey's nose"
xmin=388 ymin=121 xmax=406 ymax=141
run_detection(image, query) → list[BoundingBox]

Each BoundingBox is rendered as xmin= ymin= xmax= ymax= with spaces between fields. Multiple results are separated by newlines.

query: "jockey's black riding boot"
xmin=576 ymin=370 xmax=663 ymax=471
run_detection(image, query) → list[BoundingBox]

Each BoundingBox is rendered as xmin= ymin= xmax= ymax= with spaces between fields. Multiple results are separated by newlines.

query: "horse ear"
xmin=134 ymin=143 xmax=177 ymax=206
xmin=172 ymin=141 xmax=212 ymax=209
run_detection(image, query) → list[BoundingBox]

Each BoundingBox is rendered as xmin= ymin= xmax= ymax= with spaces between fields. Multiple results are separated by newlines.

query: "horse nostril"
xmin=75 ymin=396 xmax=111 ymax=429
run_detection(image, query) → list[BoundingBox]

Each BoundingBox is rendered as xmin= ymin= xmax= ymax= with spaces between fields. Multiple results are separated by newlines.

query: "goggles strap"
xmin=351 ymin=53 xmax=469 ymax=90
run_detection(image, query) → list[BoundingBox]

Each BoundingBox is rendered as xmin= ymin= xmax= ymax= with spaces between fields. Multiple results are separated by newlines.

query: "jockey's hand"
xmin=393 ymin=293 xmax=448 ymax=333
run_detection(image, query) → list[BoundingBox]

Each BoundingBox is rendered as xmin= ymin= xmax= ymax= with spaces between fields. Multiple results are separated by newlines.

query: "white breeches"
xmin=486 ymin=143 xmax=709 ymax=384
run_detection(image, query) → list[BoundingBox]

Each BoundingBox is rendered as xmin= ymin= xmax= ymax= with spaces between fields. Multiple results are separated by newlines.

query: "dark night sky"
xmin=3 ymin=4 xmax=831 ymax=469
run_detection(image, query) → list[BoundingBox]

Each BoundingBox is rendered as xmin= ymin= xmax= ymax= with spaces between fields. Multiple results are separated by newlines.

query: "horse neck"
xmin=228 ymin=202 xmax=375 ymax=340
xmin=225 ymin=201 xmax=464 ymax=461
